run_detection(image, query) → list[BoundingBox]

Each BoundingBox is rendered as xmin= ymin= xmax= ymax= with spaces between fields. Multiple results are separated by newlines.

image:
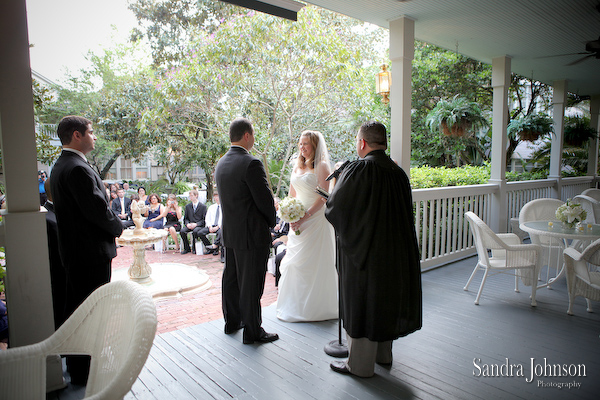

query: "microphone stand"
xmin=324 ymin=233 xmax=348 ymax=357
xmin=316 ymin=180 xmax=348 ymax=358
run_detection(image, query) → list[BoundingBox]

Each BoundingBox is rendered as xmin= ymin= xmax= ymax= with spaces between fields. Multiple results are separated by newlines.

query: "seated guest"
xmin=122 ymin=181 xmax=135 ymax=196
xmin=197 ymin=192 xmax=222 ymax=255
xmin=160 ymin=194 xmax=182 ymax=251
xmin=271 ymin=197 xmax=289 ymax=252
xmin=143 ymin=193 xmax=164 ymax=229
xmin=111 ymin=188 xmax=134 ymax=228
xmin=137 ymin=186 xmax=149 ymax=205
xmin=109 ymin=190 xmax=118 ymax=209
xmin=180 ymin=189 xmax=207 ymax=254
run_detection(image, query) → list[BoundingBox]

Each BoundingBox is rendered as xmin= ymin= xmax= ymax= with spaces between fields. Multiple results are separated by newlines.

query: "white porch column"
xmin=0 ymin=0 xmax=55 ymax=344
xmin=0 ymin=0 xmax=63 ymax=390
xmin=549 ymin=80 xmax=567 ymax=199
xmin=588 ymin=95 xmax=600 ymax=177
xmin=388 ymin=16 xmax=414 ymax=175
xmin=488 ymin=56 xmax=511 ymax=232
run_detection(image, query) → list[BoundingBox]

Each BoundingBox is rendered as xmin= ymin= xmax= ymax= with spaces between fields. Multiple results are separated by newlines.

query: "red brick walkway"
xmin=112 ymin=247 xmax=278 ymax=335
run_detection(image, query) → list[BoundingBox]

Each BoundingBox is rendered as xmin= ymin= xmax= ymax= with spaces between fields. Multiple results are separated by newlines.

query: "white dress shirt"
xmin=205 ymin=203 xmax=222 ymax=227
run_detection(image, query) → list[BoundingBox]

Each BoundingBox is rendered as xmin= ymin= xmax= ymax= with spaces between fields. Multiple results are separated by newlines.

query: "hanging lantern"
xmin=376 ymin=64 xmax=391 ymax=104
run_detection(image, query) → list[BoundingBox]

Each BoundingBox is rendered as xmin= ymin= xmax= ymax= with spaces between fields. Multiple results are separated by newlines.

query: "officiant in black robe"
xmin=325 ymin=121 xmax=422 ymax=378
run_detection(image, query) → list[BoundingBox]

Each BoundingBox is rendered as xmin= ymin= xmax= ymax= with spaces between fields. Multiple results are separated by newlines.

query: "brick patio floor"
xmin=112 ymin=246 xmax=278 ymax=335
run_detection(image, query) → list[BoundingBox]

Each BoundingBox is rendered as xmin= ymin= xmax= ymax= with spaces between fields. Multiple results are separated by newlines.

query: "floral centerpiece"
xmin=278 ymin=197 xmax=305 ymax=235
xmin=555 ymin=199 xmax=587 ymax=229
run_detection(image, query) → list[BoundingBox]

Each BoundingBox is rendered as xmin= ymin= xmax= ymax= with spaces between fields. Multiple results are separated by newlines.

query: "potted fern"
xmin=563 ymin=116 xmax=597 ymax=147
xmin=426 ymin=95 xmax=488 ymax=137
xmin=507 ymin=113 xmax=553 ymax=142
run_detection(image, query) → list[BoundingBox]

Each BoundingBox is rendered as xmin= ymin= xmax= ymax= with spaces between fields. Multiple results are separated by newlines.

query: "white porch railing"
xmin=413 ymin=176 xmax=598 ymax=270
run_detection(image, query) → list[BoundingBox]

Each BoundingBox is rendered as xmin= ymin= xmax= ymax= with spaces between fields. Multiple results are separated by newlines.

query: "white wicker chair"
xmin=0 ymin=280 xmax=157 ymax=400
xmin=563 ymin=239 xmax=600 ymax=315
xmin=464 ymin=212 xmax=541 ymax=306
xmin=572 ymin=194 xmax=600 ymax=224
xmin=581 ymin=188 xmax=600 ymax=202
xmin=519 ymin=198 xmax=565 ymax=282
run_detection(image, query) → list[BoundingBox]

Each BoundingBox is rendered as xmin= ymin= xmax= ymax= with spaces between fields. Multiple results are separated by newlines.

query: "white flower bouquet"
xmin=278 ymin=196 xmax=306 ymax=235
xmin=555 ymin=199 xmax=587 ymax=229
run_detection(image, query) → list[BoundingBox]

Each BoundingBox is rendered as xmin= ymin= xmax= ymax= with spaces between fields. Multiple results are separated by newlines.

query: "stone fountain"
xmin=116 ymin=200 xmax=168 ymax=283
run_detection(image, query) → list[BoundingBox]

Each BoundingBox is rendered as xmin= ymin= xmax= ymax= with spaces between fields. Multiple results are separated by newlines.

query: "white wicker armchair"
xmin=572 ymin=194 xmax=600 ymax=224
xmin=581 ymin=188 xmax=600 ymax=202
xmin=0 ymin=280 xmax=157 ymax=400
xmin=519 ymin=198 xmax=565 ymax=281
xmin=464 ymin=212 xmax=542 ymax=306
xmin=563 ymin=239 xmax=600 ymax=315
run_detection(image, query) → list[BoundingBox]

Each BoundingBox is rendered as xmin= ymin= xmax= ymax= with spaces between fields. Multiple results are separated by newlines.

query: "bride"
xmin=276 ymin=130 xmax=338 ymax=322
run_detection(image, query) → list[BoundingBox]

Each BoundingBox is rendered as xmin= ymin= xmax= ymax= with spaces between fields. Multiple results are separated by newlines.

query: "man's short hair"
xmin=229 ymin=117 xmax=253 ymax=143
xmin=189 ymin=189 xmax=199 ymax=198
xmin=359 ymin=121 xmax=388 ymax=149
xmin=56 ymin=116 xmax=92 ymax=145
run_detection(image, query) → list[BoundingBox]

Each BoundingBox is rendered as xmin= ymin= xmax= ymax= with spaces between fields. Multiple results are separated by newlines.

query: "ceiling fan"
xmin=565 ymin=36 xmax=600 ymax=66
xmin=536 ymin=36 xmax=600 ymax=66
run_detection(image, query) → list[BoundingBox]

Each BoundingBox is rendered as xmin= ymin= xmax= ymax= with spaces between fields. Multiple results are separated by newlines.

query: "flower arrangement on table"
xmin=555 ymin=199 xmax=587 ymax=229
xmin=278 ymin=197 xmax=306 ymax=235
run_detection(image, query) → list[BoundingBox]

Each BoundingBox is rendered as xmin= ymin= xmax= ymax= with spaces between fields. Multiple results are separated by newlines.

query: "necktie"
xmin=214 ymin=205 xmax=220 ymax=226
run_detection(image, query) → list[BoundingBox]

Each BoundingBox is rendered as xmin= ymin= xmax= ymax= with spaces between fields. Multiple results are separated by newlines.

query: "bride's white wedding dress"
xmin=276 ymin=171 xmax=338 ymax=322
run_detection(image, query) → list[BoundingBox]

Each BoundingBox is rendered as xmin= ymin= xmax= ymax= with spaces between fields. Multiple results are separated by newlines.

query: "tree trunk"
xmin=98 ymin=151 xmax=121 ymax=180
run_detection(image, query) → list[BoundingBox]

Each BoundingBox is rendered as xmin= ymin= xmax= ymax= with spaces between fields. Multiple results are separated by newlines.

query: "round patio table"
xmin=520 ymin=220 xmax=600 ymax=288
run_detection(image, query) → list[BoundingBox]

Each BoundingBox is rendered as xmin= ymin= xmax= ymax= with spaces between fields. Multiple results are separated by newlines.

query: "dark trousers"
xmin=64 ymin=258 xmax=112 ymax=385
xmin=197 ymin=227 xmax=223 ymax=247
xmin=180 ymin=225 xmax=203 ymax=252
xmin=197 ymin=227 xmax=213 ymax=246
xmin=120 ymin=219 xmax=134 ymax=228
xmin=222 ymin=246 xmax=269 ymax=341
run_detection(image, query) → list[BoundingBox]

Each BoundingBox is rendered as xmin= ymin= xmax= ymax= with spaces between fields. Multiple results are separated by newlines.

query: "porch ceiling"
xmin=305 ymin=0 xmax=600 ymax=97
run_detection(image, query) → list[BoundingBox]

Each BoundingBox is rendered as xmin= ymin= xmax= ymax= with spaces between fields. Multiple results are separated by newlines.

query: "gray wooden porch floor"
xmin=53 ymin=255 xmax=600 ymax=399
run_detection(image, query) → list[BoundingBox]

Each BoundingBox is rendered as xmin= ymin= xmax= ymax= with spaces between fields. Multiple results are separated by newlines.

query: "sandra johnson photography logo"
xmin=473 ymin=358 xmax=586 ymax=388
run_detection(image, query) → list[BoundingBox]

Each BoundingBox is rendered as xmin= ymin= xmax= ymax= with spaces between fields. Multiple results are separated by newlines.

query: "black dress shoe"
xmin=330 ymin=361 xmax=351 ymax=375
xmin=181 ymin=248 xmax=190 ymax=255
xmin=224 ymin=323 xmax=244 ymax=334
xmin=243 ymin=330 xmax=279 ymax=344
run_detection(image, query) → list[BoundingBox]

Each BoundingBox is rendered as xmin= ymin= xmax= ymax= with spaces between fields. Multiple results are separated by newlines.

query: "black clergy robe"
xmin=325 ymin=150 xmax=422 ymax=342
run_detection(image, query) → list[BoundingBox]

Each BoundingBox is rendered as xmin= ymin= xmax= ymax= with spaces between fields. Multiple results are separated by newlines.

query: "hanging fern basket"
xmin=441 ymin=121 xmax=471 ymax=137
xmin=518 ymin=129 xmax=543 ymax=142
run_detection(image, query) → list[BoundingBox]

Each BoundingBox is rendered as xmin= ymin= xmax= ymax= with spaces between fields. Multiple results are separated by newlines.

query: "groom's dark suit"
xmin=215 ymin=146 xmax=276 ymax=342
xmin=51 ymin=150 xmax=124 ymax=315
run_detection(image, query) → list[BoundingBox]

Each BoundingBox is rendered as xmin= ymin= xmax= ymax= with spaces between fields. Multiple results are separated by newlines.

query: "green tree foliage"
xmin=128 ymin=0 xmax=238 ymax=67
xmin=411 ymin=42 xmax=492 ymax=167
xmin=140 ymin=6 xmax=387 ymax=196
xmin=32 ymin=80 xmax=62 ymax=166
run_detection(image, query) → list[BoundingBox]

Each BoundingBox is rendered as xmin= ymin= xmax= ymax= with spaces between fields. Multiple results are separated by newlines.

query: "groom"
xmin=215 ymin=117 xmax=279 ymax=344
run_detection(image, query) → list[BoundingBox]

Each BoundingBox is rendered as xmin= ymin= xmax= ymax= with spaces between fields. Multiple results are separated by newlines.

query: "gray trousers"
xmin=345 ymin=330 xmax=393 ymax=377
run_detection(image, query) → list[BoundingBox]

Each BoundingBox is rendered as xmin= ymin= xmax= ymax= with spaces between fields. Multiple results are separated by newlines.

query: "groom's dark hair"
xmin=229 ymin=117 xmax=253 ymax=142
xmin=359 ymin=121 xmax=387 ymax=149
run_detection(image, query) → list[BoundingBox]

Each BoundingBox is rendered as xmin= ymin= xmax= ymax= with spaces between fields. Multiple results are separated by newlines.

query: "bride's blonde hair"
xmin=296 ymin=130 xmax=321 ymax=170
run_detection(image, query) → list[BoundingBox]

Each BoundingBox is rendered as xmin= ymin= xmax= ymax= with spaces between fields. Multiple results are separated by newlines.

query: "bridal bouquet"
xmin=278 ymin=197 xmax=306 ymax=235
xmin=555 ymin=199 xmax=587 ymax=229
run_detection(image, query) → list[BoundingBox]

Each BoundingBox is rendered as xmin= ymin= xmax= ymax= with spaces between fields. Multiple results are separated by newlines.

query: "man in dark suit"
xmin=180 ymin=189 xmax=207 ymax=254
xmin=43 ymin=179 xmax=67 ymax=330
xmin=50 ymin=115 xmax=124 ymax=384
xmin=111 ymin=187 xmax=134 ymax=228
xmin=215 ymin=117 xmax=278 ymax=345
